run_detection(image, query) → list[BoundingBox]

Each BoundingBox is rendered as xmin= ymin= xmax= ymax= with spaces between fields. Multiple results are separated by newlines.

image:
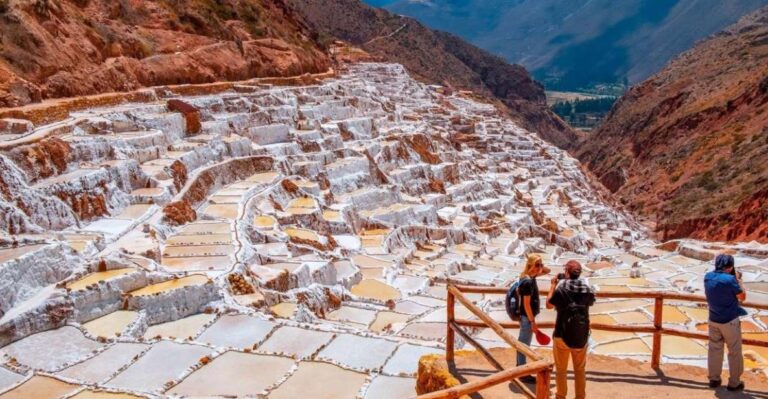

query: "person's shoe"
xmin=726 ymin=382 xmax=744 ymax=391
xmin=519 ymin=375 xmax=537 ymax=384
xmin=708 ymin=379 xmax=721 ymax=388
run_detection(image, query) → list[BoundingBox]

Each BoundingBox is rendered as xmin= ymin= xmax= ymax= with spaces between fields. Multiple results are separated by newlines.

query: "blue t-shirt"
xmin=704 ymin=271 xmax=743 ymax=323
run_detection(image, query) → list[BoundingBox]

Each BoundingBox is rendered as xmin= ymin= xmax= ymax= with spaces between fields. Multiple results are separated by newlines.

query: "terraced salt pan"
xmin=364 ymin=375 xmax=416 ymax=399
xmin=370 ymin=311 xmax=413 ymax=332
xmin=143 ymin=313 xmax=215 ymax=339
xmin=317 ymin=334 xmax=398 ymax=370
xmin=177 ymin=221 xmax=231 ymax=235
xmin=640 ymin=336 xmax=707 ymax=357
xmin=382 ymin=343 xmax=442 ymax=375
xmin=81 ymin=311 xmax=139 ymax=338
xmin=68 ymin=390 xmax=147 ymax=399
xmin=257 ymin=326 xmax=333 ymax=358
xmin=162 ymin=244 xmax=234 ymax=257
xmin=643 ymin=305 xmax=690 ymax=324
xmin=128 ymin=274 xmax=210 ymax=296
xmin=195 ymin=314 xmax=275 ymax=349
xmin=0 ymin=327 xmax=104 ymax=371
xmin=611 ymin=310 xmax=651 ymax=325
xmin=0 ymin=375 xmax=78 ymax=399
xmin=83 ymin=219 xmax=135 ymax=238
xmin=393 ymin=300 xmax=433 ymax=315
xmin=593 ymin=338 xmax=651 ymax=355
xmin=253 ymin=215 xmax=277 ymax=229
xmin=0 ymin=244 xmax=47 ymax=263
xmin=285 ymin=197 xmax=318 ymax=214
xmin=57 ymin=343 xmax=149 ymax=384
xmin=246 ymin=171 xmax=280 ymax=183
xmin=268 ymin=361 xmax=367 ymax=399
xmin=114 ymin=204 xmax=153 ymax=219
xmin=201 ymin=203 xmax=239 ymax=219
xmin=168 ymin=351 xmax=294 ymax=397
xmin=105 ymin=341 xmax=212 ymax=392
xmin=165 ymin=234 xmax=232 ymax=246
xmin=66 ymin=268 xmax=135 ymax=291
xmin=327 ymin=305 xmax=378 ymax=327
xmin=351 ymin=279 xmax=401 ymax=301
xmin=397 ymin=322 xmax=446 ymax=341
xmin=160 ymin=255 xmax=231 ymax=272
xmin=590 ymin=299 xmax=650 ymax=314
xmin=0 ymin=368 xmax=23 ymax=393
xmin=270 ymin=302 xmax=297 ymax=318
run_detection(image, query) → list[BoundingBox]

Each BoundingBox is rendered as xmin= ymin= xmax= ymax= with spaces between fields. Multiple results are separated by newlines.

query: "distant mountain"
xmin=289 ymin=0 xmax=577 ymax=148
xmin=373 ymin=0 xmax=768 ymax=91
xmin=576 ymin=6 xmax=768 ymax=243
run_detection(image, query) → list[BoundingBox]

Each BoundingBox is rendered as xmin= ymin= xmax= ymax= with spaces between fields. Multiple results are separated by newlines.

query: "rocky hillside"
xmin=576 ymin=7 xmax=768 ymax=243
xmin=0 ymin=0 xmax=329 ymax=107
xmin=288 ymin=0 xmax=576 ymax=149
xmin=376 ymin=0 xmax=768 ymax=91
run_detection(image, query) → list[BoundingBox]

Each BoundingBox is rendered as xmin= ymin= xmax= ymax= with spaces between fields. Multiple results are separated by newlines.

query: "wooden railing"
xmin=450 ymin=284 xmax=768 ymax=369
xmin=413 ymin=285 xmax=554 ymax=399
xmin=413 ymin=284 xmax=768 ymax=399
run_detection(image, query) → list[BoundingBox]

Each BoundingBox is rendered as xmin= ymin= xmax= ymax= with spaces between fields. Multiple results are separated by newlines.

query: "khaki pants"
xmin=553 ymin=337 xmax=587 ymax=399
xmin=708 ymin=318 xmax=743 ymax=387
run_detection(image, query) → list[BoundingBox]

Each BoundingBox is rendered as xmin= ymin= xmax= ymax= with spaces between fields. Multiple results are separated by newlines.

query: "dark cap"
xmin=714 ymin=254 xmax=734 ymax=271
xmin=564 ymin=260 xmax=582 ymax=278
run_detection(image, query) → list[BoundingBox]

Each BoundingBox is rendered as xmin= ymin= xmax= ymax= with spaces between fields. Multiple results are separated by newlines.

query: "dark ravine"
xmin=577 ymin=6 xmax=768 ymax=243
xmin=288 ymin=0 xmax=577 ymax=149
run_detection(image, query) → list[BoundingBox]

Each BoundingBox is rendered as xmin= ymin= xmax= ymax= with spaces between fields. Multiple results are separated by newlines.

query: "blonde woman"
xmin=517 ymin=254 xmax=550 ymax=382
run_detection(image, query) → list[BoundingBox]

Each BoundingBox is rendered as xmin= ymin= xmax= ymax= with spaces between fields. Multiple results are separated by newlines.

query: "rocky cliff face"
xmin=577 ymin=7 xmax=768 ymax=243
xmin=288 ymin=0 xmax=577 ymax=149
xmin=0 ymin=0 xmax=330 ymax=107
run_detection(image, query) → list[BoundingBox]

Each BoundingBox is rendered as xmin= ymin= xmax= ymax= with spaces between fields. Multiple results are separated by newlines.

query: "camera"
xmin=557 ymin=273 xmax=566 ymax=280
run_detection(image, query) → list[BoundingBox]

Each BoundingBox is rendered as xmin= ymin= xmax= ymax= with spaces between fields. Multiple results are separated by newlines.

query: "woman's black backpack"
xmin=504 ymin=280 xmax=523 ymax=321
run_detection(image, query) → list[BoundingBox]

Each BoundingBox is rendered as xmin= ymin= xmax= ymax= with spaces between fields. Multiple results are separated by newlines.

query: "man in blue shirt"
xmin=704 ymin=254 xmax=746 ymax=391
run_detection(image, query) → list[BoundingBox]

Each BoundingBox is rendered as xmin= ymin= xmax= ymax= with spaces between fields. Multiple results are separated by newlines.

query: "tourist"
xmin=546 ymin=260 xmax=595 ymax=399
xmin=704 ymin=253 xmax=747 ymax=391
xmin=516 ymin=253 xmax=550 ymax=382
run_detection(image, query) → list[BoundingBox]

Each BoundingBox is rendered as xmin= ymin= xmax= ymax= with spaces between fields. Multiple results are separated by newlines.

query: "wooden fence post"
xmin=651 ymin=296 xmax=663 ymax=369
xmin=446 ymin=286 xmax=455 ymax=363
xmin=535 ymin=367 xmax=551 ymax=399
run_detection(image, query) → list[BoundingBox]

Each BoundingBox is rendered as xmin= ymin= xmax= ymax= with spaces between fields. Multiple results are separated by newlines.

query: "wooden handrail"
xmin=450 ymin=283 xmax=768 ymax=371
xmin=448 ymin=321 xmax=536 ymax=398
xmin=448 ymin=285 xmax=542 ymax=361
xmin=419 ymin=286 xmax=553 ymax=399
xmin=452 ymin=318 xmax=768 ymax=347
xmin=419 ymin=283 xmax=767 ymax=399
xmin=413 ymin=360 xmax=552 ymax=399
xmin=450 ymin=283 xmax=768 ymax=311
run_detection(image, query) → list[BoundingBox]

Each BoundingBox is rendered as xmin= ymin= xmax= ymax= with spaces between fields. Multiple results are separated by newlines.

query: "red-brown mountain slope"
xmin=0 ymin=0 xmax=329 ymax=107
xmin=577 ymin=7 xmax=768 ymax=243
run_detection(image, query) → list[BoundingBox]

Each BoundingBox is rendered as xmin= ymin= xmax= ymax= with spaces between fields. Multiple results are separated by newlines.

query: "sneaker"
xmin=708 ymin=380 xmax=721 ymax=388
xmin=519 ymin=375 xmax=537 ymax=384
xmin=726 ymin=382 xmax=744 ymax=391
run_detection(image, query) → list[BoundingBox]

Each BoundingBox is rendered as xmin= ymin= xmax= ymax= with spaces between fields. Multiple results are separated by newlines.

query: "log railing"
xmin=450 ymin=284 xmax=768 ymax=369
xmin=413 ymin=285 xmax=554 ymax=399
xmin=413 ymin=283 xmax=768 ymax=399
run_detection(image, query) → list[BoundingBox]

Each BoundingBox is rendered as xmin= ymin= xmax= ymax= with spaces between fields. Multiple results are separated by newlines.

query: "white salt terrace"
xmin=0 ymin=63 xmax=767 ymax=398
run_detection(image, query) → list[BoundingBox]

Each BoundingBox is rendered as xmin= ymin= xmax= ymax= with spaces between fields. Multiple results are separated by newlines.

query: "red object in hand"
xmin=535 ymin=330 xmax=551 ymax=345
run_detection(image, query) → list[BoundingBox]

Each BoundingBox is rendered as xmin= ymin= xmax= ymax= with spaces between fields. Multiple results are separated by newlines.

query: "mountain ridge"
xmin=376 ymin=0 xmax=768 ymax=90
xmin=576 ymin=6 xmax=768 ymax=243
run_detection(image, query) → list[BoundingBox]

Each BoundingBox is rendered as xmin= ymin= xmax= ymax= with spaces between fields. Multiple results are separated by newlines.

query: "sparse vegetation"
xmin=552 ymin=96 xmax=616 ymax=129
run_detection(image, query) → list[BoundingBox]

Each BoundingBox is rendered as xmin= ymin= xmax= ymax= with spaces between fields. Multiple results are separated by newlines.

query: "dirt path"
xmin=419 ymin=348 xmax=768 ymax=398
